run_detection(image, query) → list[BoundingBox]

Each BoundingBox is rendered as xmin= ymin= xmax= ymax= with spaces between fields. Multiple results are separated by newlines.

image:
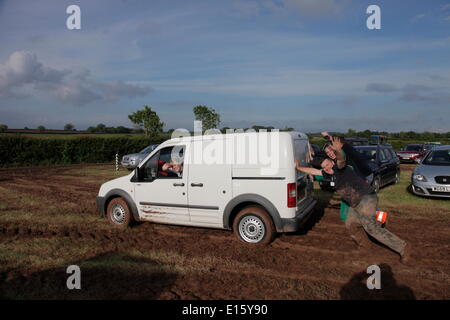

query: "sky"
xmin=0 ymin=0 xmax=450 ymax=132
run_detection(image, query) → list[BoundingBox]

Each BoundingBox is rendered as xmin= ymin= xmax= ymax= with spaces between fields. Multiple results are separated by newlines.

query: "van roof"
xmin=164 ymin=131 xmax=308 ymax=144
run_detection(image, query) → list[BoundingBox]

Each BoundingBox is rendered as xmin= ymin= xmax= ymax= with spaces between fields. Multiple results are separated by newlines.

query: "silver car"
xmin=411 ymin=145 xmax=450 ymax=198
xmin=121 ymin=144 xmax=159 ymax=170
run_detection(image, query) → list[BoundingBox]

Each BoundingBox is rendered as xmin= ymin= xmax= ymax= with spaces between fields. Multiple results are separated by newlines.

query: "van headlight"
xmin=413 ymin=174 xmax=427 ymax=182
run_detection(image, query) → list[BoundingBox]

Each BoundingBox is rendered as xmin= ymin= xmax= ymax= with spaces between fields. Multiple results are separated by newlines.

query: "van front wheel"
xmin=107 ymin=197 xmax=131 ymax=228
xmin=233 ymin=207 xmax=275 ymax=245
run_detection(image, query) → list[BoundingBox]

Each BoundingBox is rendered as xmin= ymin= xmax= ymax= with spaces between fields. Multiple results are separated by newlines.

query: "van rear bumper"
xmin=280 ymin=198 xmax=317 ymax=232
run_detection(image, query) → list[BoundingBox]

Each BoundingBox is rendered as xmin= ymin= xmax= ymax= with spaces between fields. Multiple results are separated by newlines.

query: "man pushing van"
xmin=295 ymin=137 xmax=411 ymax=263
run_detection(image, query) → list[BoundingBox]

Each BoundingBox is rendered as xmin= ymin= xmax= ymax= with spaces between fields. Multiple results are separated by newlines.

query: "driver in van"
xmin=158 ymin=159 xmax=183 ymax=177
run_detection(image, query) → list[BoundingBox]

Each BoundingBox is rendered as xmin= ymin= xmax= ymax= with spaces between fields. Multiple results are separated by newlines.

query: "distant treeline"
xmin=336 ymin=129 xmax=450 ymax=140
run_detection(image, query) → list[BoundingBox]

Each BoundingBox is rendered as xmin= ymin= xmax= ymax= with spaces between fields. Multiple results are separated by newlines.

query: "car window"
xmin=382 ymin=148 xmax=392 ymax=160
xmin=423 ymin=150 xmax=450 ymax=166
xmin=389 ymin=148 xmax=397 ymax=159
xmin=405 ymin=145 xmax=422 ymax=152
xmin=140 ymin=144 xmax=157 ymax=154
xmin=141 ymin=145 xmax=185 ymax=181
xmin=378 ymin=148 xmax=387 ymax=161
xmin=355 ymin=148 xmax=377 ymax=162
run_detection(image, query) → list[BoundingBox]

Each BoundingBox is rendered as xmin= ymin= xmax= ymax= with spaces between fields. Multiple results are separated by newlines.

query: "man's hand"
xmin=321 ymin=132 xmax=332 ymax=140
xmin=331 ymin=137 xmax=345 ymax=168
xmin=331 ymin=136 xmax=344 ymax=151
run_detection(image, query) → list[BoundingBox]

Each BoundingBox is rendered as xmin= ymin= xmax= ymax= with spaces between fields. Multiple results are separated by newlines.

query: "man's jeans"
xmin=346 ymin=193 xmax=407 ymax=255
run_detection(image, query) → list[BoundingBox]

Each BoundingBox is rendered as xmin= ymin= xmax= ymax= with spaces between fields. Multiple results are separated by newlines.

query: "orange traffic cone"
xmin=375 ymin=210 xmax=388 ymax=225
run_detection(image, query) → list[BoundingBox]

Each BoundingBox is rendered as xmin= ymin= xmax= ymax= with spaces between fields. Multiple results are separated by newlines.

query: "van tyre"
xmin=107 ymin=197 xmax=131 ymax=228
xmin=233 ymin=207 xmax=275 ymax=245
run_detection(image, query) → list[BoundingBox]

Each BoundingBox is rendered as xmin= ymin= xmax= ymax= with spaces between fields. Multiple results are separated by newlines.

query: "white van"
xmin=96 ymin=131 xmax=317 ymax=244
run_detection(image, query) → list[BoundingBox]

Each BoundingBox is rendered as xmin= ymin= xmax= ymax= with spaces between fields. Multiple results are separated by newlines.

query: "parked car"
xmin=396 ymin=144 xmax=425 ymax=163
xmin=318 ymin=145 xmax=400 ymax=193
xmin=369 ymin=135 xmax=388 ymax=145
xmin=344 ymin=137 xmax=368 ymax=146
xmin=97 ymin=131 xmax=317 ymax=245
xmin=411 ymin=145 xmax=450 ymax=198
xmin=355 ymin=145 xmax=400 ymax=192
xmin=121 ymin=144 xmax=159 ymax=170
xmin=423 ymin=142 xmax=441 ymax=153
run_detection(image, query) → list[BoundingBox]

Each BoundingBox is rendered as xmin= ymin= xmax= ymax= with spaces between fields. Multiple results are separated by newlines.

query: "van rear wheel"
xmin=233 ymin=207 xmax=275 ymax=245
xmin=107 ymin=197 xmax=131 ymax=228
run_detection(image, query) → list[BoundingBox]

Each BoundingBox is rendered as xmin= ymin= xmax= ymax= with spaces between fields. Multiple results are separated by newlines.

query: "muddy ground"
xmin=0 ymin=164 xmax=448 ymax=299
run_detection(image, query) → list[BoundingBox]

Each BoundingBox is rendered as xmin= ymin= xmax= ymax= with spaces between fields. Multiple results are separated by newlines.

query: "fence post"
xmin=115 ymin=152 xmax=119 ymax=171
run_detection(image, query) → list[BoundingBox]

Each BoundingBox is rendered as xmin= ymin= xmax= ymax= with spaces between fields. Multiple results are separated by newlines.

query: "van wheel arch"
xmin=103 ymin=189 xmax=140 ymax=222
xmin=223 ymin=194 xmax=282 ymax=232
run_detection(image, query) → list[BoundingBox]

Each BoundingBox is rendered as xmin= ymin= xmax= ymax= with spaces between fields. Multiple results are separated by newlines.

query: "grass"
xmin=378 ymin=170 xmax=450 ymax=217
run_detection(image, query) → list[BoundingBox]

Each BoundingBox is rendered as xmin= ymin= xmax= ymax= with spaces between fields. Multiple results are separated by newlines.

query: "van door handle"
xmin=191 ymin=183 xmax=203 ymax=187
xmin=173 ymin=183 xmax=185 ymax=187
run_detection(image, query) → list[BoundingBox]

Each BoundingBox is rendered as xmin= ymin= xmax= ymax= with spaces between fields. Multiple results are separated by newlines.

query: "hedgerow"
xmin=0 ymin=136 xmax=164 ymax=167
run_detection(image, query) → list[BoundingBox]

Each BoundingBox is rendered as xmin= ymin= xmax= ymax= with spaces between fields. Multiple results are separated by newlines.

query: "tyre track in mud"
xmin=0 ymin=216 xmax=447 ymax=282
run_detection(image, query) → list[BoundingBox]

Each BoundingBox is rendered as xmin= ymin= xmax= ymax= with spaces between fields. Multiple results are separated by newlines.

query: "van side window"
xmin=141 ymin=145 xmax=185 ymax=181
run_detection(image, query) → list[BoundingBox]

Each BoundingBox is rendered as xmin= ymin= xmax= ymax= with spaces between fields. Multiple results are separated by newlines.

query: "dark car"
xmin=396 ymin=144 xmax=425 ymax=163
xmin=344 ymin=137 xmax=368 ymax=146
xmin=318 ymin=145 xmax=400 ymax=193
xmin=355 ymin=145 xmax=400 ymax=192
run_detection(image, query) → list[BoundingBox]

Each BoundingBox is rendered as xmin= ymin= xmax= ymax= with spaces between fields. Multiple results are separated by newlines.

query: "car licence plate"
xmin=432 ymin=186 xmax=450 ymax=192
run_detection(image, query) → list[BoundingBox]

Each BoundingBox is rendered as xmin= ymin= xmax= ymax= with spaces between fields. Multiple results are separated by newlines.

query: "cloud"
xmin=224 ymin=111 xmax=450 ymax=133
xmin=366 ymin=81 xmax=450 ymax=105
xmin=230 ymin=0 xmax=350 ymax=18
xmin=366 ymin=83 xmax=398 ymax=93
xmin=428 ymin=74 xmax=447 ymax=81
xmin=0 ymin=51 xmax=153 ymax=105
xmin=232 ymin=1 xmax=261 ymax=16
xmin=282 ymin=0 xmax=350 ymax=17
xmin=0 ymin=51 xmax=69 ymax=96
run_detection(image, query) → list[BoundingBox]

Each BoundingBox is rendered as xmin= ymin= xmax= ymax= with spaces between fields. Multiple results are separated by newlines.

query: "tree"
xmin=37 ymin=125 xmax=46 ymax=131
xmin=0 ymin=124 xmax=7 ymax=132
xmin=281 ymin=126 xmax=294 ymax=132
xmin=96 ymin=123 xmax=106 ymax=133
xmin=128 ymin=105 xmax=164 ymax=137
xmin=193 ymin=105 xmax=220 ymax=131
xmin=64 ymin=123 xmax=75 ymax=131
xmin=347 ymin=128 xmax=357 ymax=137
